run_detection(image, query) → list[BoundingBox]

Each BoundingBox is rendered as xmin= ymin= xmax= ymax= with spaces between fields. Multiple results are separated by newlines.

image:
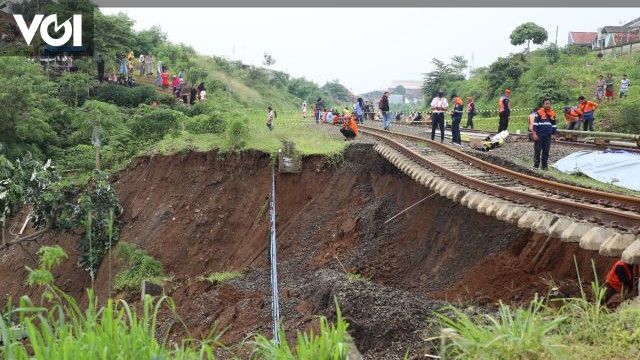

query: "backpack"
xmin=378 ymin=98 xmax=385 ymax=110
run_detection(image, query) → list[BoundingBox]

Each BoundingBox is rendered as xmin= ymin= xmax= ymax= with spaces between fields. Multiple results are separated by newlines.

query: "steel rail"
xmin=360 ymin=127 xmax=640 ymax=230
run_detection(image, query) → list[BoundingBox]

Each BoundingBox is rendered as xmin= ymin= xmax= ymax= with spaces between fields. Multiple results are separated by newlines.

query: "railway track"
xmin=358 ymin=125 xmax=640 ymax=232
xmin=379 ymin=121 xmax=640 ymax=153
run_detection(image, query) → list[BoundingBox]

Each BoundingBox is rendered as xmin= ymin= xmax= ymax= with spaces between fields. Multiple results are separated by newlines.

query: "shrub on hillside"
xmin=184 ymin=113 xmax=226 ymax=134
xmin=114 ymin=242 xmax=164 ymax=291
xmin=226 ymin=118 xmax=248 ymax=149
xmin=128 ymin=108 xmax=184 ymax=141
xmin=613 ymin=99 xmax=640 ymax=133
xmin=95 ymin=84 xmax=158 ymax=108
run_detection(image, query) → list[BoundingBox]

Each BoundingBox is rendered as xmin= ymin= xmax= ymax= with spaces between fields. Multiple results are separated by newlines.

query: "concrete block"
xmin=467 ymin=193 xmax=484 ymax=210
xmin=622 ymin=240 xmax=640 ymax=264
xmin=485 ymin=200 xmax=508 ymax=217
xmin=531 ymin=214 xmax=558 ymax=234
xmin=505 ymin=206 xmax=529 ymax=224
xmin=579 ymin=227 xmax=617 ymax=251
xmin=545 ymin=217 xmax=574 ymax=238
xmin=477 ymin=198 xmax=495 ymax=215
xmin=517 ymin=210 xmax=544 ymax=229
xmin=599 ymin=233 xmax=637 ymax=257
xmin=560 ymin=222 xmax=593 ymax=243
xmin=460 ymin=192 xmax=477 ymax=207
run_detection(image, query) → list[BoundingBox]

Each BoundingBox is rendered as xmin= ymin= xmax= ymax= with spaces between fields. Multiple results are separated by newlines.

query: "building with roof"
xmin=568 ymin=32 xmax=597 ymax=47
xmin=595 ymin=17 xmax=640 ymax=49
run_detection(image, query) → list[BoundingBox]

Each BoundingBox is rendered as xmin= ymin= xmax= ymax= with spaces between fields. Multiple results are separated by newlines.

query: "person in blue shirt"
xmin=355 ymin=97 xmax=365 ymax=124
xmin=531 ymin=99 xmax=557 ymax=170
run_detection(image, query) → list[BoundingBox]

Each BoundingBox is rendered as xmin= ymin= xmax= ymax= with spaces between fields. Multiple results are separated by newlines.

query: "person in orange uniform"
xmin=602 ymin=260 xmax=635 ymax=305
xmin=497 ymin=88 xmax=511 ymax=132
xmin=576 ymin=96 xmax=599 ymax=132
xmin=340 ymin=114 xmax=359 ymax=140
xmin=563 ymin=106 xmax=582 ymax=130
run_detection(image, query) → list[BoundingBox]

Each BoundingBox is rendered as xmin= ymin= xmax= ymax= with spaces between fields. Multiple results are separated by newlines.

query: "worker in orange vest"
xmin=576 ymin=96 xmax=599 ymax=132
xmin=340 ymin=114 xmax=359 ymax=140
xmin=563 ymin=106 xmax=582 ymax=130
xmin=602 ymin=260 xmax=635 ymax=305
xmin=497 ymin=88 xmax=511 ymax=132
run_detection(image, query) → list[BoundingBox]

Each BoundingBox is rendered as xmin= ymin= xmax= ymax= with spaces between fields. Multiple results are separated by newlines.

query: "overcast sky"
xmin=101 ymin=8 xmax=637 ymax=94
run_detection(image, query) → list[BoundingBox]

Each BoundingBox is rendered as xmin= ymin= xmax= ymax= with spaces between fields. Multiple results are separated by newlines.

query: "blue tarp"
xmin=553 ymin=150 xmax=640 ymax=191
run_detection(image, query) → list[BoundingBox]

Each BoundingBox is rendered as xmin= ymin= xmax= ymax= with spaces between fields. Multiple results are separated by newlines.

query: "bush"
xmin=95 ymin=84 xmax=158 ymax=108
xmin=611 ymin=99 xmax=640 ymax=133
xmin=128 ymin=108 xmax=184 ymax=142
xmin=185 ymin=113 xmax=226 ymax=134
xmin=114 ymin=242 xmax=164 ymax=291
xmin=226 ymin=118 xmax=248 ymax=149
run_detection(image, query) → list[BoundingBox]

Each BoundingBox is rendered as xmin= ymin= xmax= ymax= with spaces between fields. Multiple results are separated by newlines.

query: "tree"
xmin=263 ymin=52 xmax=276 ymax=66
xmin=421 ymin=58 xmax=465 ymax=99
xmin=392 ymin=85 xmax=406 ymax=95
xmin=450 ymin=55 xmax=468 ymax=77
xmin=510 ymin=22 xmax=548 ymax=52
xmin=322 ymin=80 xmax=353 ymax=103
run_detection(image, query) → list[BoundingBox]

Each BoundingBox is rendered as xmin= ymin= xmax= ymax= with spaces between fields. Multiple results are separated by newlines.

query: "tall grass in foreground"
xmin=436 ymin=287 xmax=640 ymax=360
xmin=0 ymin=289 xmax=220 ymax=360
xmin=251 ymin=305 xmax=350 ymax=360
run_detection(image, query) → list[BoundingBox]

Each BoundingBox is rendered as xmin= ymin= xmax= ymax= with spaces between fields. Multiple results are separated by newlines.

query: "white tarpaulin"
xmin=553 ymin=150 xmax=640 ymax=191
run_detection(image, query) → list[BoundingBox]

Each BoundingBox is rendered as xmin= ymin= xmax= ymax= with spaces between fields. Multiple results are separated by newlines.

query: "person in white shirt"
xmin=430 ymin=91 xmax=448 ymax=142
xmin=620 ymin=75 xmax=630 ymax=98
xmin=199 ymin=90 xmax=206 ymax=101
xmin=302 ymin=101 xmax=307 ymax=118
xmin=139 ymin=54 xmax=145 ymax=76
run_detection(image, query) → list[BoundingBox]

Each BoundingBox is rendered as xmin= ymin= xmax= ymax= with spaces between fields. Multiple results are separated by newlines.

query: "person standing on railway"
xmin=379 ymin=91 xmax=391 ymax=130
xmin=465 ymin=96 xmax=476 ymax=129
xmin=355 ymin=97 xmax=365 ymax=124
xmin=498 ymin=88 xmax=511 ymax=132
xmin=601 ymin=260 xmax=635 ymax=305
xmin=430 ymin=90 xmax=448 ymax=142
xmin=577 ymin=96 xmax=599 ymax=132
xmin=531 ymin=99 xmax=557 ymax=170
xmin=450 ymin=95 xmax=464 ymax=145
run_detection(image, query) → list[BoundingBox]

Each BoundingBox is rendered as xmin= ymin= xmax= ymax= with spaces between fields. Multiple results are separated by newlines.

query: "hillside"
xmin=424 ymin=46 xmax=640 ymax=133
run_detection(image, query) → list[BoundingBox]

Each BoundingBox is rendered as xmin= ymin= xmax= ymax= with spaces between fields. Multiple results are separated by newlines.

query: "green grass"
xmin=199 ymin=271 xmax=243 ymax=284
xmin=114 ymin=242 xmax=165 ymax=292
xmin=151 ymin=111 xmax=347 ymax=157
xmin=251 ymin=303 xmax=350 ymax=359
xmin=0 ymin=290 xmax=221 ymax=360
xmin=436 ymin=280 xmax=640 ymax=360
xmin=346 ymin=272 xmax=369 ymax=283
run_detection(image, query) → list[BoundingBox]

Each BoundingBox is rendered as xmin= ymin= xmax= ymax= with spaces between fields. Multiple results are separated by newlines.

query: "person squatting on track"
xmin=602 ymin=260 xmax=635 ymax=305
xmin=563 ymin=106 xmax=582 ymax=130
xmin=531 ymin=99 xmax=557 ymax=170
xmin=450 ymin=95 xmax=464 ymax=145
xmin=498 ymin=88 xmax=511 ymax=132
xmin=430 ymin=91 xmax=448 ymax=142
xmin=379 ymin=91 xmax=391 ymax=130
xmin=577 ymin=96 xmax=599 ymax=132
xmin=340 ymin=114 xmax=359 ymax=140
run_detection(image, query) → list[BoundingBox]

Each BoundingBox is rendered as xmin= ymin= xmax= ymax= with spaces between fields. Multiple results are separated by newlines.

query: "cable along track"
xmin=359 ymin=125 xmax=640 ymax=231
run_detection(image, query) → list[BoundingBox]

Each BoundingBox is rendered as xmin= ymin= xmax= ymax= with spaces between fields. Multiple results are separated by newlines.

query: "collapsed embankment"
xmin=0 ymin=144 xmax=615 ymax=358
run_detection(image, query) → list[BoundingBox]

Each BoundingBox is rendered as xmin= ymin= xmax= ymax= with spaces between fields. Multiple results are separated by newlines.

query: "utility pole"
xmin=555 ymin=25 xmax=559 ymax=46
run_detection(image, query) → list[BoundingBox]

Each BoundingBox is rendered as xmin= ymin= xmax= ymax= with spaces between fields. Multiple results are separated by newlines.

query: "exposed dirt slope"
xmin=0 ymin=144 xmax=616 ymax=359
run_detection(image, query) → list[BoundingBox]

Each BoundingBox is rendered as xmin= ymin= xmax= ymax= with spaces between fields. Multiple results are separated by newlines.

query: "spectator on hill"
xmin=577 ymin=96 xmax=599 ymax=131
xmin=179 ymin=69 xmax=185 ymax=79
xmin=466 ymin=96 xmax=476 ymax=129
xmin=430 ymin=90 xmax=448 ymax=142
xmin=266 ymin=106 xmax=275 ymax=131
xmin=161 ymin=70 xmax=170 ymax=89
xmin=139 ymin=53 xmax=145 ymax=76
xmin=156 ymin=61 xmax=163 ymax=86
xmin=117 ymin=53 xmax=127 ymax=77
xmin=108 ymin=70 xmax=117 ymax=83
xmin=620 ymin=74 xmax=630 ymax=98
xmin=379 ymin=91 xmax=391 ymax=130
xmin=190 ymin=87 xmax=197 ymax=105
xmin=172 ymin=75 xmax=180 ymax=95
xmin=96 ymin=54 xmax=105 ymax=83
xmin=197 ymin=82 xmax=206 ymax=101
xmin=326 ymin=109 xmax=334 ymax=124
xmin=145 ymin=53 xmax=153 ymax=76
xmin=302 ymin=101 xmax=307 ymax=118
xmin=596 ymin=75 xmax=605 ymax=100
xmin=498 ymin=88 xmax=511 ymax=132
xmin=605 ymin=73 xmax=615 ymax=102
xmin=355 ymin=97 xmax=365 ymax=124
xmin=127 ymin=51 xmax=135 ymax=76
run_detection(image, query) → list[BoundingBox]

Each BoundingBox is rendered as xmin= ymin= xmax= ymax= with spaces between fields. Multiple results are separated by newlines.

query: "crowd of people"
xmin=596 ymin=73 xmax=631 ymax=102
xmin=96 ymin=51 xmax=207 ymax=104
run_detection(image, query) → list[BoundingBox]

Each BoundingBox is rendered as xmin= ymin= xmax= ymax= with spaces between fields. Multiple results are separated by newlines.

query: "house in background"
xmin=568 ymin=32 xmax=597 ymax=48
xmin=595 ymin=17 xmax=640 ymax=49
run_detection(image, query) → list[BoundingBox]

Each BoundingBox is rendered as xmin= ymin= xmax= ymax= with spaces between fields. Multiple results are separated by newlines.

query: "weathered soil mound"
xmin=0 ymin=143 xmax=614 ymax=358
